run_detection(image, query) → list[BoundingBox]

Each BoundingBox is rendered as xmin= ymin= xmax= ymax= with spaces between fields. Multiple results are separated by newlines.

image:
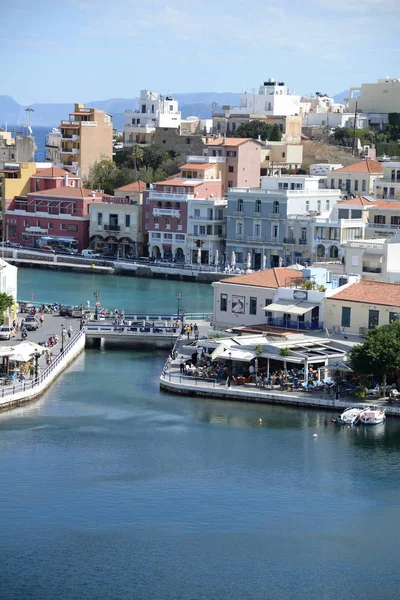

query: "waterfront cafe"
xmin=0 ymin=342 xmax=43 ymax=380
xmin=199 ymin=334 xmax=348 ymax=382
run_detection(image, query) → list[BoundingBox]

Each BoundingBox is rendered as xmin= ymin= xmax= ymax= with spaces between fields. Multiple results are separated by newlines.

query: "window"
xmin=61 ymin=223 xmax=66 ymax=230
xmin=228 ymin=181 xmax=233 ymax=188
xmin=254 ymin=223 xmax=261 ymax=237
xmin=389 ymin=312 xmax=399 ymax=323
xmin=48 ymin=223 xmax=53 ymax=229
xmin=368 ymin=310 xmax=379 ymax=329
xmin=301 ymin=227 xmax=307 ymax=241
xmin=125 ymin=214 xmax=131 ymax=228
xmin=199 ymin=226 xmax=206 ymax=235
xmin=98 ymin=213 xmax=103 ymax=226
xmin=345 ymin=179 xmax=351 ymax=192
xmin=273 ymin=201 xmax=279 ymax=214
xmin=255 ymin=199 xmax=261 ymax=213
xmin=330 ymin=178 xmax=335 ymax=189
xmin=272 ymin=224 xmax=278 ymax=239
xmin=194 ymin=208 xmax=200 ymax=217
xmin=228 ymin=165 xmax=234 ymax=173
xmin=354 ymin=180 xmax=359 ymax=192
xmin=352 ymin=209 xmax=362 ymax=219
xmin=220 ymin=294 xmax=227 ymax=311
xmin=317 ymin=200 xmax=321 ymax=212
xmin=186 ymin=138 xmax=191 ymax=144
xmin=36 ymin=220 xmax=41 ymax=227
xmin=249 ymin=297 xmax=257 ymax=315
xmin=305 ymin=201 xmax=310 ymax=212
xmin=23 ymin=220 xmax=28 ymax=227
xmin=265 ymin=298 xmax=272 ymax=317
xmin=236 ymin=222 xmax=243 ymax=236
xmin=338 ymin=179 xmax=342 ymax=189
xmin=341 ymin=307 xmax=351 ymax=328
xmin=362 ymin=180 xmax=367 ymax=192
xmin=374 ymin=215 xmax=386 ymax=224
xmin=391 ymin=216 xmax=400 ymax=225
xmin=237 ymin=198 xmax=243 ymax=212
xmin=35 ymin=179 xmax=40 ymax=192
xmin=338 ymin=209 xmax=349 ymax=219
xmin=227 ymin=151 xmax=236 ymax=157
xmin=326 ymin=200 xmax=330 ymax=210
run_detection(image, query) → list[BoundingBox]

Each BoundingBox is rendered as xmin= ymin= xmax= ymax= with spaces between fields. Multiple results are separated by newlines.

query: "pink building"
xmin=4 ymin=167 xmax=104 ymax=251
xmin=206 ymin=137 xmax=262 ymax=193
xmin=144 ymin=176 xmax=222 ymax=261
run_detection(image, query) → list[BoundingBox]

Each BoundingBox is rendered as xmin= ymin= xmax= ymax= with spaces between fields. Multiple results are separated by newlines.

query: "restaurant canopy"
xmin=263 ymin=299 xmax=317 ymax=315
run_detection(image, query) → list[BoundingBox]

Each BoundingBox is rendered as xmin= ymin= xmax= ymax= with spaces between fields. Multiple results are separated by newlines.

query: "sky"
xmin=1 ymin=0 xmax=400 ymax=105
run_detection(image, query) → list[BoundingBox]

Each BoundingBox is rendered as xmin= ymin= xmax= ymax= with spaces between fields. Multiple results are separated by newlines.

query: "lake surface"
xmin=2 ymin=269 xmax=400 ymax=600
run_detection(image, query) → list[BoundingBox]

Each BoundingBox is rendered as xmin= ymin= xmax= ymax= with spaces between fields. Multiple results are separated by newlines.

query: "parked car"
xmin=19 ymin=302 xmax=35 ymax=313
xmin=41 ymin=245 xmax=56 ymax=254
xmin=24 ymin=315 xmax=39 ymax=331
xmin=81 ymin=249 xmax=101 ymax=258
xmin=57 ymin=248 xmax=77 ymax=255
xmin=0 ymin=241 xmax=21 ymax=248
xmin=0 ymin=325 xmax=16 ymax=340
xmin=59 ymin=305 xmax=73 ymax=317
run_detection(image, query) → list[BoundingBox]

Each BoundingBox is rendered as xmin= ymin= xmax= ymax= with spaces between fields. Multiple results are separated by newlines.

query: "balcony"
xmin=246 ymin=236 xmax=262 ymax=242
xmin=233 ymin=210 xmax=244 ymax=216
xmin=298 ymin=239 xmax=308 ymax=245
xmin=362 ymin=266 xmax=382 ymax=274
xmin=149 ymin=191 xmax=194 ymax=201
xmin=153 ymin=208 xmax=181 ymax=218
xmin=104 ymin=224 xmax=120 ymax=232
xmin=187 ymin=155 xmax=226 ymax=164
xmin=283 ymin=237 xmax=296 ymax=244
xmin=367 ymin=222 xmax=400 ymax=229
xmin=269 ymin=212 xmax=282 ymax=219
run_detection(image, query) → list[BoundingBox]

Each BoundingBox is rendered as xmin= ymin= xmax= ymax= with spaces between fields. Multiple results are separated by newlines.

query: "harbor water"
xmin=2 ymin=269 xmax=400 ymax=600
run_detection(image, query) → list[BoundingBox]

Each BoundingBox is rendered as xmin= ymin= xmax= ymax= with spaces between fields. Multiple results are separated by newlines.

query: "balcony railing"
xmin=298 ymin=239 xmax=308 ymax=245
xmin=362 ymin=266 xmax=382 ymax=274
xmin=266 ymin=317 xmax=323 ymax=331
xmin=269 ymin=212 xmax=281 ymax=218
xmin=246 ymin=236 xmax=262 ymax=242
xmin=283 ymin=237 xmax=296 ymax=244
xmin=367 ymin=222 xmax=400 ymax=229
xmin=153 ymin=208 xmax=181 ymax=218
xmin=104 ymin=224 xmax=120 ymax=231
xmin=233 ymin=210 xmax=244 ymax=216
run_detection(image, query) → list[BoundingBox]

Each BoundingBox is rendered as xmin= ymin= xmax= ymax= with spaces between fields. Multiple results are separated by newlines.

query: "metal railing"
xmin=266 ymin=317 xmax=323 ymax=331
xmin=0 ymin=330 xmax=85 ymax=402
xmin=104 ymin=224 xmax=121 ymax=231
xmin=362 ymin=266 xmax=382 ymax=273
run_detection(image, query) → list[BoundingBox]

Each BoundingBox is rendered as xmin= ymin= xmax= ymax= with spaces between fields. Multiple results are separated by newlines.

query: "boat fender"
xmin=313 ymin=433 xmax=318 ymax=438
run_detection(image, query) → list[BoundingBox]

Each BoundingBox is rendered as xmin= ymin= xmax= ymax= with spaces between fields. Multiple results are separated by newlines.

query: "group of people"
xmin=182 ymin=323 xmax=199 ymax=341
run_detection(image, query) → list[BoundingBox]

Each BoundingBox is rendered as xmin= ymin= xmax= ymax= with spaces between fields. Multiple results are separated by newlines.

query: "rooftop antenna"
xmin=25 ymin=107 xmax=34 ymax=133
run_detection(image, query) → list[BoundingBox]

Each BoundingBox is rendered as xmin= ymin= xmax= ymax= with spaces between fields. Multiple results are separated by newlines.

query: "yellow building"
xmin=1 ymin=162 xmax=37 ymax=212
xmin=328 ymin=159 xmax=383 ymax=196
xmin=57 ymin=103 xmax=113 ymax=179
xmin=325 ymin=279 xmax=400 ymax=334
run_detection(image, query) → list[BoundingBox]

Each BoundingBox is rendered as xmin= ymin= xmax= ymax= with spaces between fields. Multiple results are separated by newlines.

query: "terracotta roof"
xmin=333 ymin=159 xmax=383 ymax=174
xmin=33 ymin=167 xmax=79 ymax=178
xmin=207 ymin=137 xmax=261 ymax=147
xmin=179 ymin=163 xmax=215 ymax=170
xmin=327 ymin=280 xmax=400 ymax=307
xmin=27 ymin=186 xmax=101 ymax=199
xmin=221 ymin=267 xmax=303 ymax=288
xmin=338 ymin=196 xmax=400 ymax=210
xmin=114 ymin=180 xmax=146 ymax=192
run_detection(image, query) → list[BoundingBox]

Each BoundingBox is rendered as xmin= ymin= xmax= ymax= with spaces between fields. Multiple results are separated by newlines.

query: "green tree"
xmin=142 ymin=144 xmax=168 ymax=170
xmin=235 ymin=121 xmax=273 ymax=141
xmin=0 ymin=292 xmax=14 ymax=324
xmin=269 ymin=124 xmax=282 ymax=141
xmin=83 ymin=155 xmax=117 ymax=195
xmin=131 ymin=144 xmax=144 ymax=180
xmin=350 ymin=321 xmax=400 ymax=387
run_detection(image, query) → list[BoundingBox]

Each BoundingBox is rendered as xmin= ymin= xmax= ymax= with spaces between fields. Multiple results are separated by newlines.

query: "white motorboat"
xmin=360 ymin=406 xmax=386 ymax=425
xmin=336 ymin=406 xmax=368 ymax=426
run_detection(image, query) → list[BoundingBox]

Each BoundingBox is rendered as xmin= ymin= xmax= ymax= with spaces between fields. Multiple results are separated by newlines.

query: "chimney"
xmin=63 ymin=173 xmax=69 ymax=187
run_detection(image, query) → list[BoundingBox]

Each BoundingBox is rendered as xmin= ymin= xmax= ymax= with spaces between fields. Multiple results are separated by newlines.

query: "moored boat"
xmin=360 ymin=406 xmax=386 ymax=425
xmin=335 ymin=406 xmax=369 ymax=426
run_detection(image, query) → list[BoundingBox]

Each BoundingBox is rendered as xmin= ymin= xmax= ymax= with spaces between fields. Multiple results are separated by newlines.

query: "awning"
xmin=263 ymin=300 xmax=317 ymax=315
xmin=211 ymin=346 xmax=255 ymax=362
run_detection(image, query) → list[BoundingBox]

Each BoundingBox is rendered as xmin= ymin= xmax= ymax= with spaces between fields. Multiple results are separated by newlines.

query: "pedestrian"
xmin=190 ymin=324 xmax=193 ymax=334
xmin=29 ymin=363 xmax=35 ymax=379
xmin=68 ymin=325 xmax=73 ymax=339
xmin=226 ymin=373 xmax=231 ymax=388
xmin=186 ymin=326 xmax=190 ymax=340
xmin=180 ymin=360 xmax=185 ymax=374
xmin=39 ymin=314 xmax=44 ymax=326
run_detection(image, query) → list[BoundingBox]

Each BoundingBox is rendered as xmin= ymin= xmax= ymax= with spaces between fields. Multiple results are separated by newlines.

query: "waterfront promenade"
xmin=161 ymin=324 xmax=400 ymax=418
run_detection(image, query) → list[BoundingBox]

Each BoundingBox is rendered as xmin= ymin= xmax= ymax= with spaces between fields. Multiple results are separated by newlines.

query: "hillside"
xmin=301 ymin=140 xmax=356 ymax=167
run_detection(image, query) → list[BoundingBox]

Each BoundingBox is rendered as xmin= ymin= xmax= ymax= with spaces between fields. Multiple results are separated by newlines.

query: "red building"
xmin=4 ymin=167 xmax=104 ymax=251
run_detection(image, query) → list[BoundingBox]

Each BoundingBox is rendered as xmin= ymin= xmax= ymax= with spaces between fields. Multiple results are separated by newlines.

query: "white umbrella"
xmin=215 ymin=249 xmax=219 ymax=267
xmin=231 ymin=251 xmax=236 ymax=267
xmin=263 ymin=255 xmax=267 ymax=270
xmin=197 ymin=248 xmax=202 ymax=264
xmin=247 ymin=253 xmax=252 ymax=269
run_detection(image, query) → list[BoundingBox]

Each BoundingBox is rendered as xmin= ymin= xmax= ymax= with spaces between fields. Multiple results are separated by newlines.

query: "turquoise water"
xmin=17 ymin=267 xmax=213 ymax=314
xmin=2 ymin=269 xmax=400 ymax=599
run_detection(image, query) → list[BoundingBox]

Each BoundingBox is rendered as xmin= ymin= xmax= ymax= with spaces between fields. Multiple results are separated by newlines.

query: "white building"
xmin=302 ymin=112 xmax=369 ymax=129
xmin=186 ymin=197 xmax=227 ymax=265
xmin=300 ymin=93 xmax=345 ymax=115
xmin=374 ymin=161 xmax=400 ymax=200
xmin=348 ymin=78 xmax=400 ymax=116
xmin=123 ymin=90 xmax=181 ymax=148
xmin=234 ymin=79 xmax=300 ymax=117
xmin=44 ymin=128 xmax=62 ymax=163
xmin=310 ymin=164 xmax=343 ymax=176
xmin=344 ymin=234 xmax=400 ymax=283
xmin=0 ymin=258 xmax=18 ymax=322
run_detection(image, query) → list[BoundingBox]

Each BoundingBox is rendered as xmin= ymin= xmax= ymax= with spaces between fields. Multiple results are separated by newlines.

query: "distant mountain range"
xmin=0 ymin=90 xmax=350 ymax=131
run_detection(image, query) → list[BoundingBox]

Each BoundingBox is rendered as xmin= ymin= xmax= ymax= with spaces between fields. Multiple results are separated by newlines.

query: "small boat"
xmin=335 ymin=406 xmax=369 ymax=426
xmin=360 ymin=406 xmax=386 ymax=425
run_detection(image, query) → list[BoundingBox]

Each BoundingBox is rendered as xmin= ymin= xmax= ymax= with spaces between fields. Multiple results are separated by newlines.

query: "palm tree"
xmin=131 ymin=144 xmax=144 ymax=180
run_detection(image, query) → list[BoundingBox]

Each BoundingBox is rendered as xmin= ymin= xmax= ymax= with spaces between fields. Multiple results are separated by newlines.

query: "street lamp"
xmin=61 ymin=324 xmax=65 ymax=353
xmin=176 ymin=293 xmax=182 ymax=319
xmin=94 ymin=290 xmax=100 ymax=320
